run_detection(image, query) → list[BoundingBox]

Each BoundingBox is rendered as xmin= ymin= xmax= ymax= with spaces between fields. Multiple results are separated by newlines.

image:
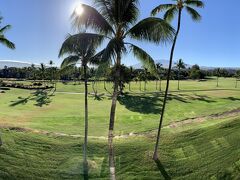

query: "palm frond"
xmin=95 ymin=0 xmax=139 ymax=28
xmin=151 ymin=4 xmax=176 ymax=16
xmin=0 ymin=35 xmax=15 ymax=49
xmin=185 ymin=6 xmax=201 ymax=21
xmin=0 ymin=25 xmax=11 ymax=34
xmin=71 ymin=4 xmax=114 ymax=35
xmin=163 ymin=7 xmax=178 ymax=22
xmin=61 ymin=55 xmax=80 ymax=69
xmin=184 ymin=0 xmax=204 ymax=8
xmin=59 ymin=33 xmax=105 ymax=58
xmin=130 ymin=44 xmax=157 ymax=75
xmin=102 ymin=38 xmax=126 ymax=63
xmin=127 ymin=17 xmax=175 ymax=44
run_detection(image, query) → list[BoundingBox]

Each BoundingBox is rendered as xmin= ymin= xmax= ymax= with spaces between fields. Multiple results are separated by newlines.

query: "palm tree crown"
xmin=0 ymin=17 xmax=15 ymax=49
xmin=151 ymin=0 xmax=204 ymax=22
xmin=71 ymin=0 xmax=175 ymax=72
xmin=176 ymin=59 xmax=186 ymax=69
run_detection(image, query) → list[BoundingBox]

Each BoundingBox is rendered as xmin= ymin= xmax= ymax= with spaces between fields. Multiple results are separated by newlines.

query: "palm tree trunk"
xmin=159 ymin=78 xmax=162 ymax=91
xmin=108 ymin=62 xmax=120 ymax=180
xmin=129 ymin=82 xmax=131 ymax=91
xmin=235 ymin=79 xmax=238 ymax=88
xmin=139 ymin=81 xmax=141 ymax=91
xmin=178 ymin=68 xmax=180 ymax=90
xmin=156 ymin=80 xmax=158 ymax=90
xmin=153 ymin=9 xmax=182 ymax=160
xmin=144 ymin=81 xmax=147 ymax=91
xmin=83 ymin=65 xmax=88 ymax=177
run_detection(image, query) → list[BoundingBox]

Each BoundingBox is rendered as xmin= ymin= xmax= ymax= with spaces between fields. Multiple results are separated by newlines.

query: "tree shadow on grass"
xmin=222 ymin=97 xmax=240 ymax=101
xmin=118 ymin=94 xmax=162 ymax=114
xmin=154 ymin=159 xmax=171 ymax=180
xmin=9 ymin=90 xmax=53 ymax=107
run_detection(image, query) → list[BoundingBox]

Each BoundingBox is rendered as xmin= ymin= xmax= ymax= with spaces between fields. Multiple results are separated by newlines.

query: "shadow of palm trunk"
xmin=154 ymin=159 xmax=171 ymax=180
xmin=83 ymin=161 xmax=89 ymax=180
xmin=0 ymin=135 xmax=2 ymax=147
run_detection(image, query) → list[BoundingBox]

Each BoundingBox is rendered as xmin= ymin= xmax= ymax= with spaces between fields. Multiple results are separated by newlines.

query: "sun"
xmin=75 ymin=4 xmax=84 ymax=16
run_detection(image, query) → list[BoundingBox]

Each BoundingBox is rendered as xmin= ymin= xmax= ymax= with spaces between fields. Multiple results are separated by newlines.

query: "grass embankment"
xmin=0 ymin=116 xmax=239 ymax=179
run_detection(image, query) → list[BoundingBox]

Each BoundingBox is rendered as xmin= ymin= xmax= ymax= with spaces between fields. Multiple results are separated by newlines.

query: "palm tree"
xmin=216 ymin=68 xmax=220 ymax=87
xmin=0 ymin=17 xmax=15 ymax=147
xmin=59 ymin=33 xmax=104 ymax=177
xmin=151 ymin=0 xmax=204 ymax=160
xmin=235 ymin=70 xmax=240 ymax=88
xmin=175 ymin=59 xmax=186 ymax=90
xmin=0 ymin=17 xmax=15 ymax=50
xmin=71 ymin=1 xmax=175 ymax=179
xmin=40 ymin=63 xmax=46 ymax=86
xmin=156 ymin=63 xmax=163 ymax=91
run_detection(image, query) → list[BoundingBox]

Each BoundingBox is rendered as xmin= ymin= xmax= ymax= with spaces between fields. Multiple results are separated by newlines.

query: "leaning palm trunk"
xmin=108 ymin=63 xmax=120 ymax=180
xmin=83 ymin=65 xmax=88 ymax=177
xmin=153 ymin=9 xmax=182 ymax=160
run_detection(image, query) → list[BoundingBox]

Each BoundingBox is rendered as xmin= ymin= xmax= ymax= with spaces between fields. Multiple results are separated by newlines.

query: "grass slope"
xmin=0 ymin=117 xmax=239 ymax=179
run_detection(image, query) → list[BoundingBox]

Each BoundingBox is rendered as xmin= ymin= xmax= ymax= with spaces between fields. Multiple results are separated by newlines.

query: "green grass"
xmin=0 ymin=78 xmax=240 ymax=179
xmin=0 ymin=78 xmax=240 ymax=136
xmin=0 ymin=116 xmax=239 ymax=179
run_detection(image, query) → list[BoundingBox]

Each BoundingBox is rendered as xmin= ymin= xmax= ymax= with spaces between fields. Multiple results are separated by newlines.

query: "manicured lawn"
xmin=1 ymin=78 xmax=240 ymax=136
xmin=0 ymin=78 xmax=240 ymax=179
xmin=0 ymin=116 xmax=239 ymax=179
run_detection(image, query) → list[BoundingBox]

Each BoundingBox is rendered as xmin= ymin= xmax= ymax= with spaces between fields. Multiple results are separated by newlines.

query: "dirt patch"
xmin=1 ymin=108 xmax=240 ymax=139
xmin=168 ymin=108 xmax=240 ymax=128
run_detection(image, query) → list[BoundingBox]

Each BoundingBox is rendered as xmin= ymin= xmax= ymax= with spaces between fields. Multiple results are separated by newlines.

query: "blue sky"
xmin=0 ymin=0 xmax=240 ymax=67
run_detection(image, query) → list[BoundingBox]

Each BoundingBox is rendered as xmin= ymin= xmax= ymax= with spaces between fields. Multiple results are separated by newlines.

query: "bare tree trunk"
xmin=83 ymin=65 xmax=88 ymax=178
xmin=153 ymin=9 xmax=182 ymax=160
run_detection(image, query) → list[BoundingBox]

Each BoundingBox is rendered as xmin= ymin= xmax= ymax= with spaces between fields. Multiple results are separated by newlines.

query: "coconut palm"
xmin=71 ymin=1 xmax=175 ymax=179
xmin=0 ymin=17 xmax=15 ymax=50
xmin=175 ymin=59 xmax=186 ymax=90
xmin=216 ymin=68 xmax=221 ymax=87
xmin=151 ymin=0 xmax=204 ymax=160
xmin=0 ymin=17 xmax=15 ymax=147
xmin=156 ymin=63 xmax=163 ymax=91
xmin=59 ymin=33 xmax=104 ymax=177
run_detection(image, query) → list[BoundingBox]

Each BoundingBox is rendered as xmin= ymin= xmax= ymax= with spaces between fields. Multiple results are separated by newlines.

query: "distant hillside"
xmin=0 ymin=60 xmax=40 ymax=69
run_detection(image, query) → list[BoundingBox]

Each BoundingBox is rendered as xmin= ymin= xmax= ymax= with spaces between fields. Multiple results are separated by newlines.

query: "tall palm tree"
xmin=151 ymin=0 xmax=204 ymax=160
xmin=156 ymin=63 xmax=163 ymax=91
xmin=59 ymin=33 xmax=104 ymax=177
xmin=0 ymin=17 xmax=15 ymax=147
xmin=216 ymin=68 xmax=220 ymax=87
xmin=71 ymin=1 xmax=175 ymax=179
xmin=175 ymin=59 xmax=186 ymax=90
xmin=0 ymin=17 xmax=15 ymax=50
